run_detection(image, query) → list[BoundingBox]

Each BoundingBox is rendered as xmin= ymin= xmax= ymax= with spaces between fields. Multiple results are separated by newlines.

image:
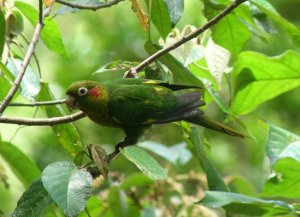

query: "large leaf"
xmin=6 ymin=58 xmax=41 ymax=100
xmin=146 ymin=0 xmax=172 ymax=39
xmin=14 ymin=1 xmax=68 ymax=58
xmin=41 ymin=161 xmax=93 ymax=217
xmin=251 ymin=0 xmax=300 ymax=47
xmin=145 ymin=42 xmax=203 ymax=87
xmin=38 ymin=83 xmax=83 ymax=156
xmin=121 ymin=146 xmax=167 ymax=180
xmin=261 ymin=158 xmax=300 ymax=199
xmin=138 ymin=141 xmax=192 ymax=165
xmin=0 ymin=10 xmax=5 ymax=56
xmin=163 ymin=0 xmax=184 ymax=25
xmin=12 ymin=178 xmax=52 ymax=217
xmin=181 ymin=122 xmax=229 ymax=191
xmin=198 ymin=191 xmax=295 ymax=216
xmin=231 ymin=50 xmax=300 ymax=115
xmin=266 ymin=124 xmax=300 ymax=165
xmin=204 ymin=3 xmax=252 ymax=58
xmin=0 ymin=142 xmax=41 ymax=187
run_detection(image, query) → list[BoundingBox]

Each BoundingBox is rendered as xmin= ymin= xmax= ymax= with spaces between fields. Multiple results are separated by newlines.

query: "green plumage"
xmin=66 ymin=78 xmax=245 ymax=150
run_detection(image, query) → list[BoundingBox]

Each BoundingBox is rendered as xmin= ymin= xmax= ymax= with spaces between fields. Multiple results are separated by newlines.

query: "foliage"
xmin=0 ymin=0 xmax=300 ymax=216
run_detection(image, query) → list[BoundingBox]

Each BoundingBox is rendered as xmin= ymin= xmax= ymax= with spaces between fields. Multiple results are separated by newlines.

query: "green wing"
xmin=107 ymin=81 xmax=204 ymax=127
xmin=108 ymin=78 xmax=201 ymax=91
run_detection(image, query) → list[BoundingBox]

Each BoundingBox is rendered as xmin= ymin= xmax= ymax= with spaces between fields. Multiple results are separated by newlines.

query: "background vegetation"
xmin=1 ymin=0 xmax=300 ymax=216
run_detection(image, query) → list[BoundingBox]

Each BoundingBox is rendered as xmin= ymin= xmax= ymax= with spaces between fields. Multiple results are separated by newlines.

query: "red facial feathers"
xmin=88 ymin=86 xmax=100 ymax=97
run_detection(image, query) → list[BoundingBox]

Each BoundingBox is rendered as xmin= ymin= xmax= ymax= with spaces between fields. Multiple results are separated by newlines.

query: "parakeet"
xmin=66 ymin=78 xmax=244 ymax=159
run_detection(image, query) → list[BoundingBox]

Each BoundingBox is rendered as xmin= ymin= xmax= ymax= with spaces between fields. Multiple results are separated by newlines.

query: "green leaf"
xmin=12 ymin=178 xmax=52 ymax=217
xmin=41 ymin=161 xmax=93 ymax=217
xmin=231 ymin=50 xmax=300 ymax=115
xmin=0 ymin=10 xmax=5 ymax=56
xmin=145 ymin=42 xmax=203 ymax=87
xmin=120 ymin=172 xmax=153 ymax=190
xmin=266 ymin=124 xmax=300 ymax=165
xmin=38 ymin=83 xmax=83 ymax=156
xmin=204 ymin=80 xmax=233 ymax=115
xmin=108 ymin=186 xmax=141 ymax=217
xmin=138 ymin=141 xmax=192 ymax=165
xmin=251 ymin=0 xmax=300 ymax=47
xmin=55 ymin=0 xmax=101 ymax=16
xmin=261 ymin=158 xmax=300 ymax=199
xmin=198 ymin=191 xmax=295 ymax=216
xmin=187 ymin=124 xmax=230 ymax=191
xmin=14 ymin=1 xmax=68 ymax=58
xmin=6 ymin=58 xmax=41 ymax=100
xmin=0 ymin=142 xmax=41 ymax=187
xmin=163 ymin=0 xmax=184 ymax=25
xmin=120 ymin=146 xmax=167 ymax=180
xmin=205 ymin=3 xmax=252 ymax=58
xmin=146 ymin=0 xmax=172 ymax=38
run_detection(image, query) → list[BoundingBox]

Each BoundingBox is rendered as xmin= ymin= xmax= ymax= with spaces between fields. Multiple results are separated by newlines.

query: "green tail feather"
xmin=187 ymin=115 xmax=246 ymax=138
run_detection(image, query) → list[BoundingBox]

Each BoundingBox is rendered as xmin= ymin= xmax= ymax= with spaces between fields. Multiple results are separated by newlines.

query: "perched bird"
xmin=66 ymin=78 xmax=244 ymax=159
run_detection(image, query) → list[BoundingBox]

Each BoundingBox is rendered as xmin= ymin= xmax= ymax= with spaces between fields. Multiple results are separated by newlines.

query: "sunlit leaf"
xmin=42 ymin=161 xmax=93 ymax=216
xmin=266 ymin=124 xmax=300 ymax=165
xmin=12 ymin=178 xmax=52 ymax=217
xmin=205 ymin=3 xmax=252 ymax=58
xmin=15 ymin=1 xmax=68 ymax=58
xmin=7 ymin=58 xmax=41 ymax=100
xmin=38 ymin=83 xmax=83 ymax=156
xmin=231 ymin=50 xmax=300 ymax=115
xmin=198 ymin=191 xmax=295 ymax=216
xmin=261 ymin=158 xmax=300 ymax=199
xmin=130 ymin=0 xmax=149 ymax=31
xmin=121 ymin=146 xmax=167 ymax=180
xmin=0 ymin=142 xmax=41 ymax=187
xmin=138 ymin=141 xmax=192 ymax=165
xmin=204 ymin=38 xmax=231 ymax=86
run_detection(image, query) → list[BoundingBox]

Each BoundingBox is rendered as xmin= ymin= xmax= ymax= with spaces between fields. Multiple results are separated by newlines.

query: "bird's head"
xmin=66 ymin=81 xmax=103 ymax=110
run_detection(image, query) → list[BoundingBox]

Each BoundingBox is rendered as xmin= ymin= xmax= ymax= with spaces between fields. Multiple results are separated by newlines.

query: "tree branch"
xmin=55 ymin=0 xmax=124 ymax=11
xmin=0 ymin=111 xmax=86 ymax=126
xmin=124 ymin=0 xmax=247 ymax=77
xmin=8 ymin=99 xmax=66 ymax=107
xmin=0 ymin=0 xmax=47 ymax=115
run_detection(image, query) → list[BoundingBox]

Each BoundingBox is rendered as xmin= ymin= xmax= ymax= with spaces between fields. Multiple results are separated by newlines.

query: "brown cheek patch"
xmin=88 ymin=87 xmax=100 ymax=97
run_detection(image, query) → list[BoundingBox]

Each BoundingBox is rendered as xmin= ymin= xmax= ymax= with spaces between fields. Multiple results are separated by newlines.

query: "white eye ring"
xmin=78 ymin=87 xmax=88 ymax=96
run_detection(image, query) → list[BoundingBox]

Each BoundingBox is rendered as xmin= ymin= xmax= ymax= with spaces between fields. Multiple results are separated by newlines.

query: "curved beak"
xmin=66 ymin=94 xmax=79 ymax=109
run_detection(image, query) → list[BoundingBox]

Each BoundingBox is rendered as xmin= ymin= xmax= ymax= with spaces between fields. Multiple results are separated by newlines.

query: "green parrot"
xmin=66 ymin=78 xmax=244 ymax=160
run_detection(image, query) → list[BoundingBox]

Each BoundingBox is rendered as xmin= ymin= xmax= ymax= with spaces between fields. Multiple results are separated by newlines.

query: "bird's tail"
xmin=186 ymin=115 xmax=246 ymax=138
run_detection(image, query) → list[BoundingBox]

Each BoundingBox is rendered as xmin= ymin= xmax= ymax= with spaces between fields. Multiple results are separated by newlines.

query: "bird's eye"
xmin=78 ymin=87 xmax=88 ymax=96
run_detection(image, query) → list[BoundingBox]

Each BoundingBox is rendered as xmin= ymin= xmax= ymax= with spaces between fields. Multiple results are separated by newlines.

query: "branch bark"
xmin=0 ymin=111 xmax=86 ymax=126
xmin=56 ymin=0 xmax=124 ymax=10
xmin=0 ymin=0 xmax=47 ymax=115
xmin=8 ymin=99 xmax=66 ymax=107
xmin=124 ymin=0 xmax=248 ymax=77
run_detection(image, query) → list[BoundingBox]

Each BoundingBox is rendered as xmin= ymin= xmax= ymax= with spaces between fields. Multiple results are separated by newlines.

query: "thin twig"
xmin=124 ymin=0 xmax=247 ymax=77
xmin=8 ymin=99 xmax=66 ymax=107
xmin=0 ymin=111 xmax=86 ymax=126
xmin=0 ymin=0 xmax=46 ymax=115
xmin=20 ymin=33 xmax=42 ymax=78
xmin=56 ymin=0 xmax=124 ymax=10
